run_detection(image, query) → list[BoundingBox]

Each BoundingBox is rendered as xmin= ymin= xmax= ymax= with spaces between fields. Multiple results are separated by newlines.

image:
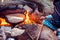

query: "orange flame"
xmin=0 ymin=11 xmax=34 ymax=26
xmin=0 ymin=18 xmax=10 ymax=26
xmin=24 ymin=11 xmax=32 ymax=24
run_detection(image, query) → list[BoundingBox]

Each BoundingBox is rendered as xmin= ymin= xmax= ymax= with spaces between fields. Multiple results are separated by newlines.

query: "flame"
xmin=0 ymin=18 xmax=10 ymax=26
xmin=0 ymin=11 xmax=34 ymax=26
xmin=24 ymin=11 xmax=32 ymax=24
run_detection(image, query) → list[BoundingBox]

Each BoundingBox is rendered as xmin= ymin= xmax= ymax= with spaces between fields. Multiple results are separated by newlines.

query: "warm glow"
xmin=0 ymin=18 xmax=10 ymax=26
xmin=24 ymin=11 xmax=32 ymax=24
xmin=0 ymin=11 xmax=34 ymax=26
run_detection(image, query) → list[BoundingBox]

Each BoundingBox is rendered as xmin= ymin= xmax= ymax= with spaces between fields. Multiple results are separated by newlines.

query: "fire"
xmin=0 ymin=18 xmax=10 ymax=26
xmin=0 ymin=11 xmax=34 ymax=26
xmin=24 ymin=11 xmax=32 ymax=24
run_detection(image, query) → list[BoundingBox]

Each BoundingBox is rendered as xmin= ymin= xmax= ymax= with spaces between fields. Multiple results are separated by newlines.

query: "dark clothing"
xmin=43 ymin=1 xmax=60 ymax=31
xmin=54 ymin=0 xmax=60 ymax=3
xmin=52 ymin=1 xmax=60 ymax=28
xmin=52 ymin=1 xmax=60 ymax=20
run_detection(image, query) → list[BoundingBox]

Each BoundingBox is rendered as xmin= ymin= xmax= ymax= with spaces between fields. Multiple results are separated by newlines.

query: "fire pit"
xmin=0 ymin=0 xmax=57 ymax=40
xmin=0 ymin=10 xmax=57 ymax=40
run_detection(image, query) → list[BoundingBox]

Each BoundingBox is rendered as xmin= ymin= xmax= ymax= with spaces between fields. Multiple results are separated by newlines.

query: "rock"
xmin=5 ymin=14 xmax=25 ymax=24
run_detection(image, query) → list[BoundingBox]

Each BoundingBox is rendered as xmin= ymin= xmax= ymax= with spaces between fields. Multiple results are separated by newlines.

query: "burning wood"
xmin=0 ymin=10 xmax=32 ymax=26
xmin=24 ymin=11 xmax=31 ymax=24
xmin=23 ymin=11 xmax=35 ymax=24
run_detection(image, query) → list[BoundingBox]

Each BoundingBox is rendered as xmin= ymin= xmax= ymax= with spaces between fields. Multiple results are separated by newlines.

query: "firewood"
xmin=8 ymin=23 xmax=57 ymax=40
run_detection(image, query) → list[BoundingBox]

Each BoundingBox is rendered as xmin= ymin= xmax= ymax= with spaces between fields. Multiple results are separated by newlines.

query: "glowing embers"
xmin=0 ymin=18 xmax=10 ymax=26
